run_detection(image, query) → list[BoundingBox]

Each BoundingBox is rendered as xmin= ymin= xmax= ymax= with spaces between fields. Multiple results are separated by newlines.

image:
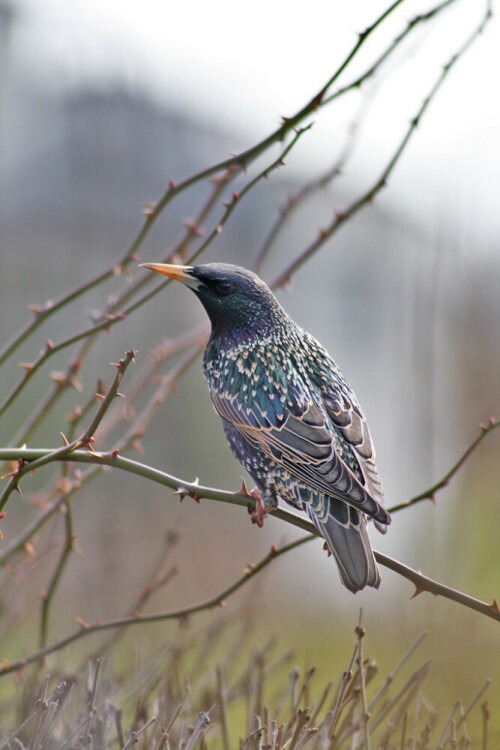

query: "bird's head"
xmin=139 ymin=262 xmax=287 ymax=343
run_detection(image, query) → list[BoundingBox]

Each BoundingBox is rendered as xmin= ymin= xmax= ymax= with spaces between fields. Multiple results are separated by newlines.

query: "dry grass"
xmin=0 ymin=614 xmax=495 ymax=750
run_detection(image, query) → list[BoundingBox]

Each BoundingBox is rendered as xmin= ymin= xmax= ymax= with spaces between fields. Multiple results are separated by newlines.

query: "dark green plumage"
xmin=143 ymin=261 xmax=391 ymax=592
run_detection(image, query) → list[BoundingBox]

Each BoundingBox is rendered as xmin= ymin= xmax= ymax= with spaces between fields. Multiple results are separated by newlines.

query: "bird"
xmin=140 ymin=261 xmax=390 ymax=592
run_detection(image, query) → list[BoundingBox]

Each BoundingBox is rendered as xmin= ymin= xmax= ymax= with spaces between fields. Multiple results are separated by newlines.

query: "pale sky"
xmin=12 ymin=0 xmax=500 ymax=248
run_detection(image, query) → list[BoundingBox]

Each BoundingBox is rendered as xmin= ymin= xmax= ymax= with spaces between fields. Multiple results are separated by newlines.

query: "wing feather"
xmin=210 ymin=388 xmax=390 ymax=525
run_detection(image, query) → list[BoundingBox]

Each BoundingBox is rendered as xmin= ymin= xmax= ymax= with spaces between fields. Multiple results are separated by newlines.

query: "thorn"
xmin=45 ymin=339 xmax=53 ymax=351
xmin=95 ymin=392 xmax=105 ymax=401
xmin=143 ymin=202 xmax=157 ymax=217
xmin=410 ymin=585 xmax=425 ymax=599
xmin=171 ymin=487 xmax=187 ymax=502
xmin=2 ymin=457 xmax=25 ymax=481
xmin=191 ymin=477 xmax=200 ymax=503
xmin=56 ymin=477 xmax=72 ymax=494
xmin=488 ymin=598 xmax=500 ymax=614
xmin=216 ymin=224 xmax=222 ymax=234
xmin=67 ymin=405 xmax=82 ymax=423
xmin=184 ymin=220 xmax=205 ymax=237
xmin=169 ymin=178 xmax=176 ymax=190
xmin=69 ymin=375 xmax=82 ymax=391
xmin=269 ymin=544 xmax=278 ymax=559
xmin=219 ymin=600 xmax=226 ymax=608
xmin=238 ymin=478 xmax=251 ymax=497
xmin=131 ymin=438 xmax=144 ymax=455
xmin=75 ymin=617 xmax=90 ymax=629
xmin=50 ymin=371 xmax=66 ymax=388
xmin=60 ymin=432 xmax=69 ymax=446
xmin=116 ymin=392 xmax=126 ymax=399
xmin=28 ymin=303 xmax=42 ymax=316
xmin=20 ymin=362 xmax=33 ymax=373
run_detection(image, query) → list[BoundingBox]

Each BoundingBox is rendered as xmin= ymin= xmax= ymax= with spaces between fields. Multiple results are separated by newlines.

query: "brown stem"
xmin=0 ymin=536 xmax=311 ymax=678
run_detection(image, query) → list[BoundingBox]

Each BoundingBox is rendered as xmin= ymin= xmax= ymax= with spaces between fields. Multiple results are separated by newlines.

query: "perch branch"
xmin=1 ymin=435 xmax=499 ymax=625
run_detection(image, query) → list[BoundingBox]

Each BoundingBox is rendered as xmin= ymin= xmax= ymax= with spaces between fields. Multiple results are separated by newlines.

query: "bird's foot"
xmin=248 ymin=487 xmax=265 ymax=528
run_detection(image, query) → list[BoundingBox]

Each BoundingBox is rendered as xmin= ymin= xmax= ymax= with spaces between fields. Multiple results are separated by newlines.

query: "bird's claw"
xmin=247 ymin=487 xmax=265 ymax=528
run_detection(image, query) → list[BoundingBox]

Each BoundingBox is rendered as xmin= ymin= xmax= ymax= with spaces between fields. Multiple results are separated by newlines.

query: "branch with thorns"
xmin=0 ymin=416 xmax=499 ymax=635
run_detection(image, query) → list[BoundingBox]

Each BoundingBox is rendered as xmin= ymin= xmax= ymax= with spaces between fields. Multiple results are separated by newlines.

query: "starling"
xmin=140 ymin=262 xmax=390 ymax=592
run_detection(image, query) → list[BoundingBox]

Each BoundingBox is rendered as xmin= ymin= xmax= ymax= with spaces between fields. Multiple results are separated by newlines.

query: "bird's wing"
xmin=321 ymin=389 xmax=386 ymax=514
xmin=210 ymin=382 xmax=390 ymax=526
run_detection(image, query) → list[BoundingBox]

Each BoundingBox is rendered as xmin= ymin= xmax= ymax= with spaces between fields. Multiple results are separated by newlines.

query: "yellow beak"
xmin=139 ymin=262 xmax=203 ymax=291
xmin=139 ymin=263 xmax=193 ymax=282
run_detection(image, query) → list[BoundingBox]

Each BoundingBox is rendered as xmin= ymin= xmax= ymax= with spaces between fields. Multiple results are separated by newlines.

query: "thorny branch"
xmin=0 ymin=0 xmax=412 ymax=374
xmin=270 ymin=1 xmax=492 ymax=289
xmin=0 ymin=351 xmax=136 ymax=511
xmin=0 ymin=536 xmax=312 ymax=677
xmin=0 ymin=0 xmax=495 ymax=694
xmin=1 ymin=414 xmax=499 ymax=633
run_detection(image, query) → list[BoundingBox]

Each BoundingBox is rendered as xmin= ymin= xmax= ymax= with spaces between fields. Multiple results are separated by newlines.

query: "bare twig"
xmin=0 ymin=351 xmax=135 ymax=511
xmin=1 ymin=439 xmax=500 ymax=625
xmin=0 ymin=0 xmax=413 ymax=379
xmin=0 ymin=536 xmax=311 ymax=677
xmin=329 ymin=641 xmax=359 ymax=740
xmin=355 ymin=611 xmax=371 ymax=750
xmin=270 ymin=2 xmax=492 ymax=290
xmin=389 ymin=419 xmax=500 ymax=513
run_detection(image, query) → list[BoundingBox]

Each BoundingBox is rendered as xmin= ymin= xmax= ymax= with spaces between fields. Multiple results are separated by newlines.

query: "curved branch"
xmin=0 ymin=0 xmax=409 ymax=373
xmin=389 ymin=419 xmax=500 ymax=513
xmin=270 ymin=2 xmax=493 ymax=290
xmin=0 ymin=535 xmax=312 ymax=678
xmin=1 ymin=444 xmax=499 ymax=625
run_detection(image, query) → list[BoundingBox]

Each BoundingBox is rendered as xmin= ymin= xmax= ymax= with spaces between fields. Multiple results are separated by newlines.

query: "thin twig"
xmin=1 ymin=444 xmax=500 ymax=624
xmin=0 ymin=536 xmax=311 ymax=677
xmin=0 ymin=0 xmax=405 ymax=375
xmin=389 ymin=419 xmax=499 ymax=513
xmin=0 ymin=351 xmax=135 ymax=511
xmin=356 ymin=611 xmax=371 ymax=750
xmin=270 ymin=3 xmax=492 ymax=290
xmin=328 ymin=641 xmax=359 ymax=740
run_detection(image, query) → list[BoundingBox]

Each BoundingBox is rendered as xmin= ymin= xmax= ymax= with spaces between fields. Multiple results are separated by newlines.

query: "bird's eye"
xmin=216 ymin=280 xmax=233 ymax=295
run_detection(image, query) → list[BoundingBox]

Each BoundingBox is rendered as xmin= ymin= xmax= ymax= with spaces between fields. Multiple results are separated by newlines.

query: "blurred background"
xmin=0 ymin=0 xmax=499 ymax=725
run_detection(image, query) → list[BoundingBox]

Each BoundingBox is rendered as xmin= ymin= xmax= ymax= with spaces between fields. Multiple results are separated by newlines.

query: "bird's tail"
xmin=307 ymin=498 xmax=380 ymax=593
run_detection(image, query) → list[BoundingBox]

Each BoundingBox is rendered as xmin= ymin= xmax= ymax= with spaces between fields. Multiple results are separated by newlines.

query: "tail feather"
xmin=307 ymin=500 xmax=380 ymax=593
